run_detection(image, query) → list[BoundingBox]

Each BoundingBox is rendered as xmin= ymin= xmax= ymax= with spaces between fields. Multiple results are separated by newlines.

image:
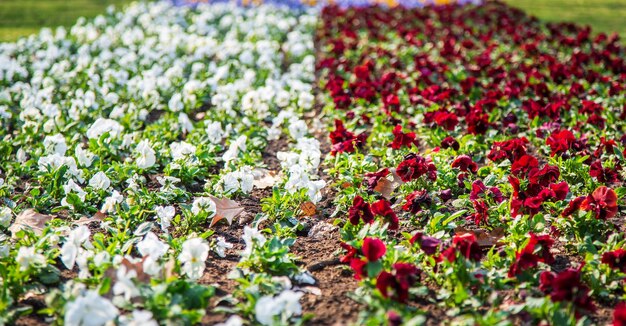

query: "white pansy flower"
xmin=242 ymin=226 xmax=266 ymax=257
xmin=137 ymin=232 xmax=169 ymax=259
xmin=222 ymin=135 xmax=246 ymax=163
xmin=135 ymin=140 xmax=156 ymax=169
xmin=170 ymin=141 xmax=196 ymax=161
xmin=168 ymin=93 xmax=184 ymax=112
xmin=43 ymin=134 xmax=68 ymax=155
xmin=288 ymin=119 xmax=308 ymax=140
xmin=86 ymin=118 xmax=123 ymax=139
xmin=113 ymin=265 xmax=139 ymax=301
xmin=89 ymin=171 xmax=110 ymax=190
xmin=205 ymin=120 xmax=225 ymax=144
xmin=120 ymin=310 xmax=158 ymax=326
xmin=101 ymin=190 xmax=123 ymax=213
xmin=191 ymin=197 xmax=216 ymax=217
xmin=60 ymin=225 xmax=90 ymax=269
xmin=255 ymin=290 xmax=304 ymax=326
xmin=75 ymin=146 xmax=94 ymax=168
xmin=178 ymin=113 xmax=194 ymax=133
xmin=64 ymin=290 xmax=118 ymax=326
xmin=16 ymin=246 xmax=46 ymax=271
xmin=155 ymin=205 xmax=175 ymax=231
xmin=178 ymin=238 xmax=209 ymax=280
xmin=216 ymin=316 xmax=244 ymax=326
xmin=214 ymin=236 xmax=233 ymax=258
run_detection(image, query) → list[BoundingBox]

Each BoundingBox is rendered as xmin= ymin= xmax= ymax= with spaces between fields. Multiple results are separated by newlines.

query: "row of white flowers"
xmin=0 ymin=1 xmax=321 ymax=325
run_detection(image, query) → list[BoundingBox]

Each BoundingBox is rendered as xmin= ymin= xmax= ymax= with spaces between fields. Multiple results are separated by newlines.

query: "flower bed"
xmin=1 ymin=0 xmax=625 ymax=325
xmin=317 ymin=1 xmax=625 ymax=324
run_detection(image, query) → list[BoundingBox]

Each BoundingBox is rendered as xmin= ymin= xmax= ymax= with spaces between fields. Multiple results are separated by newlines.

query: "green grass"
xmin=503 ymin=0 xmax=626 ymax=38
xmin=0 ymin=0 xmax=132 ymax=42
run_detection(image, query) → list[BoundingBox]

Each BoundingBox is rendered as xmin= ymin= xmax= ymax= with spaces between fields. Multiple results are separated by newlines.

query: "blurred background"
xmin=0 ymin=0 xmax=624 ymax=42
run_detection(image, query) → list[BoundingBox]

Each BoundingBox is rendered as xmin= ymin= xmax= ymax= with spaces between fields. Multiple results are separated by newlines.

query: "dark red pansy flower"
xmin=354 ymin=64 xmax=371 ymax=80
xmin=550 ymin=182 xmax=569 ymax=201
xmin=340 ymin=242 xmax=358 ymax=263
xmin=511 ymin=154 xmax=539 ymax=176
xmin=528 ymin=165 xmax=560 ymax=187
xmin=601 ymin=249 xmax=626 ymax=273
xmin=329 ymin=119 xmax=367 ymax=155
xmin=508 ymin=233 xmax=554 ymax=277
xmin=362 ymin=237 xmax=386 ymax=262
xmin=433 ymin=110 xmax=459 ymax=131
xmin=562 ymin=196 xmax=586 ymax=217
xmin=590 ymin=160 xmax=620 ymax=184
xmin=389 ymin=125 xmax=418 ymax=150
xmin=443 ymin=233 xmax=483 ymax=262
xmin=402 ymin=190 xmax=432 ymax=214
xmin=581 ymin=186 xmax=618 ymax=219
xmin=439 ymin=189 xmax=453 ymax=202
xmin=371 ymin=199 xmax=399 ymax=230
xmin=363 ymin=168 xmax=390 ymax=190
xmin=470 ymin=180 xmax=504 ymax=203
xmin=396 ymin=154 xmax=437 ymax=182
xmin=613 ymin=302 xmax=626 ymax=326
xmin=539 ymin=266 xmax=595 ymax=316
xmin=410 ymin=232 xmax=441 ymax=255
xmin=348 ymin=195 xmax=374 ymax=225
xmin=546 ymin=129 xmax=576 ymax=156
xmin=470 ymin=200 xmax=489 ymax=225
xmin=451 ymin=155 xmax=478 ymax=173
xmin=349 ymin=258 xmax=367 ymax=280
xmin=441 ymin=136 xmax=460 ymax=151
xmin=488 ymin=137 xmax=529 ymax=162
xmin=375 ymin=263 xmax=420 ymax=303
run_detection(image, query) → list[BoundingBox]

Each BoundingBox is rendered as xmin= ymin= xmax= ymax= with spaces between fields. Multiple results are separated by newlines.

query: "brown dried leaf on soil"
xmin=455 ymin=226 xmax=505 ymax=248
xmin=373 ymin=168 xmax=405 ymax=199
xmin=105 ymin=257 xmax=151 ymax=284
xmin=9 ymin=209 xmax=54 ymax=237
xmin=299 ymin=201 xmax=317 ymax=217
xmin=74 ymin=211 xmax=106 ymax=225
xmin=209 ymin=195 xmax=245 ymax=227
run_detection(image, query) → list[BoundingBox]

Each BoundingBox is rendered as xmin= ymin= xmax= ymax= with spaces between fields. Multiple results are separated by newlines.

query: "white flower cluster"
xmin=0 ymin=1 xmax=321 ymax=324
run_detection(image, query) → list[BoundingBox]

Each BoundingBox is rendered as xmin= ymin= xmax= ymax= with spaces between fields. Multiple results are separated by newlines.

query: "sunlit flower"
xmin=65 ymin=290 xmax=119 ymax=326
xmin=179 ymin=238 xmax=209 ymax=280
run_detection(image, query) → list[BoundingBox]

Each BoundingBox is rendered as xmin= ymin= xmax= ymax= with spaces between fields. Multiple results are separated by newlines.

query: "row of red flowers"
xmin=318 ymin=1 xmax=625 ymax=324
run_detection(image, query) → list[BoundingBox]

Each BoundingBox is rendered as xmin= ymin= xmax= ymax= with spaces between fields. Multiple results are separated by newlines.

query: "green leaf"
xmin=366 ymin=261 xmax=382 ymax=278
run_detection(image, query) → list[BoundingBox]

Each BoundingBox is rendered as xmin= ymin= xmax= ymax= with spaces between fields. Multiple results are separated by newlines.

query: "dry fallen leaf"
xmin=209 ymin=195 xmax=244 ymax=227
xmin=455 ymin=227 xmax=505 ymax=248
xmin=74 ymin=211 xmax=106 ymax=226
xmin=252 ymin=168 xmax=279 ymax=189
xmin=299 ymin=201 xmax=317 ymax=217
xmin=105 ymin=257 xmax=151 ymax=285
xmin=373 ymin=168 xmax=404 ymax=199
xmin=9 ymin=209 xmax=54 ymax=237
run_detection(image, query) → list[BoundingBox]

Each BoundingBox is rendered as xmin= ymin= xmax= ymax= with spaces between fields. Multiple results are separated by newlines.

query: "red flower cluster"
xmin=329 ymin=119 xmax=367 ymax=155
xmin=508 ymin=233 xmax=554 ymax=277
xmin=389 ymin=125 xmax=418 ymax=150
xmin=376 ymin=263 xmax=420 ymax=303
xmin=539 ymin=266 xmax=595 ymax=316
xmin=345 ymin=237 xmax=387 ymax=280
xmin=442 ymin=233 xmax=483 ymax=262
xmin=602 ymin=249 xmax=626 ymax=273
xmin=562 ymin=186 xmax=618 ymax=219
xmin=396 ymin=154 xmax=437 ymax=182
xmin=509 ymin=158 xmax=569 ymax=217
xmin=348 ymin=196 xmax=399 ymax=229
